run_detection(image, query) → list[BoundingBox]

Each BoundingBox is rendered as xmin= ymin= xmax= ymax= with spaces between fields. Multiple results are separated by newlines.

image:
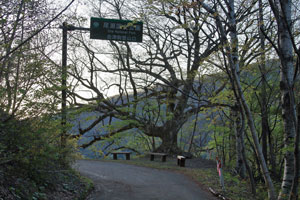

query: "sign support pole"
xmin=61 ymin=22 xmax=67 ymax=164
xmin=60 ymin=22 xmax=90 ymax=165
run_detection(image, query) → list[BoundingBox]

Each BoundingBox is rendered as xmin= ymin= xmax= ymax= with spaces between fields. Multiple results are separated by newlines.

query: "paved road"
xmin=74 ymin=160 xmax=216 ymax=200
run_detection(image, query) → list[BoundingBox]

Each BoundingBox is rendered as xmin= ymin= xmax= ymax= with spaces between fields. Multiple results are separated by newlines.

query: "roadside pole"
xmin=61 ymin=22 xmax=67 ymax=165
xmin=60 ymin=22 xmax=90 ymax=165
xmin=216 ymin=157 xmax=225 ymax=191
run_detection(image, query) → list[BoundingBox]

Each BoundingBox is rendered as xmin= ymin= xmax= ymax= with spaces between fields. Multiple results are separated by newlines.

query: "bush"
xmin=0 ymin=113 xmax=77 ymax=198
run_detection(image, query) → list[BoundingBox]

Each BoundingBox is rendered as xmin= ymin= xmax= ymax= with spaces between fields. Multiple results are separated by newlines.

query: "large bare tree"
xmin=67 ymin=0 xmax=224 ymax=153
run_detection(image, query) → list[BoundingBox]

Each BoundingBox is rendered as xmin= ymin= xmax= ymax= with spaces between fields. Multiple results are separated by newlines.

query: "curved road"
xmin=74 ymin=160 xmax=215 ymax=200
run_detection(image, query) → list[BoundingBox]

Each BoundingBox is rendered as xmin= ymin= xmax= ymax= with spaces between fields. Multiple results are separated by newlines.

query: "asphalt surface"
xmin=74 ymin=160 xmax=216 ymax=200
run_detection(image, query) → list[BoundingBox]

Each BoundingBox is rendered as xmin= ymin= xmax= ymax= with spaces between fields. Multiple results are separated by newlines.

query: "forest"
xmin=0 ymin=0 xmax=299 ymax=199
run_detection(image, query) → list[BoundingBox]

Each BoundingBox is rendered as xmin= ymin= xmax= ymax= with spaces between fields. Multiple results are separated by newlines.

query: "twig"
xmin=209 ymin=187 xmax=231 ymax=200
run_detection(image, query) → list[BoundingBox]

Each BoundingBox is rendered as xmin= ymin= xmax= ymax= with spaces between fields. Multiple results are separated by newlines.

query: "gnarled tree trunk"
xmin=155 ymin=130 xmax=181 ymax=154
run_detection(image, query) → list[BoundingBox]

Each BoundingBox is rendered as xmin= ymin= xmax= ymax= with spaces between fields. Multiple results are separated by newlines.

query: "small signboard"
xmin=90 ymin=17 xmax=143 ymax=42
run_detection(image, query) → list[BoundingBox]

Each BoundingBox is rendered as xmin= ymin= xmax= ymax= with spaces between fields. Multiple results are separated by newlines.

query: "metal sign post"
xmin=60 ymin=22 xmax=90 ymax=163
xmin=61 ymin=22 xmax=67 ymax=155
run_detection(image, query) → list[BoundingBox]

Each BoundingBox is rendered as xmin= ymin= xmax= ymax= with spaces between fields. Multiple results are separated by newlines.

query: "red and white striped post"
xmin=216 ymin=157 xmax=225 ymax=191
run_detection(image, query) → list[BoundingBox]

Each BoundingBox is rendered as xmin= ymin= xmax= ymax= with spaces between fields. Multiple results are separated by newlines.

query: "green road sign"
xmin=90 ymin=17 xmax=143 ymax=43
